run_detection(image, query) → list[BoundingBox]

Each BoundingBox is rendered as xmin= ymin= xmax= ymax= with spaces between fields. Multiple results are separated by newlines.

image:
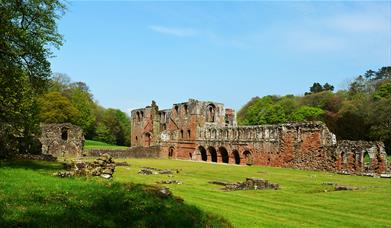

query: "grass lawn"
xmin=0 ymin=160 xmax=230 ymax=227
xmin=113 ymin=158 xmax=391 ymax=228
xmin=84 ymin=140 xmax=129 ymax=150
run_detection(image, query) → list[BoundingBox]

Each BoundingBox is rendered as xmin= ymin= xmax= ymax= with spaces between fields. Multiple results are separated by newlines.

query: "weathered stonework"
xmin=131 ymin=99 xmax=389 ymax=174
xmin=39 ymin=123 xmax=84 ymax=157
xmin=336 ymin=140 xmax=388 ymax=174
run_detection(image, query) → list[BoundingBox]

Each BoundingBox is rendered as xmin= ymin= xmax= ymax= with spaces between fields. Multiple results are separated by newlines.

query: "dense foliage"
xmin=238 ymin=67 xmax=391 ymax=153
xmin=0 ymin=0 xmax=65 ymax=157
xmin=38 ymin=74 xmax=132 ymax=146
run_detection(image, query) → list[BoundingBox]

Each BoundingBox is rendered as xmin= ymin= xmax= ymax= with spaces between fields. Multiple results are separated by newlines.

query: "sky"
xmin=50 ymin=1 xmax=391 ymax=114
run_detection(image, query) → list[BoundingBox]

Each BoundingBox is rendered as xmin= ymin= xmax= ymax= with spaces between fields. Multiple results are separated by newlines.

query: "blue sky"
xmin=50 ymin=1 xmax=391 ymax=113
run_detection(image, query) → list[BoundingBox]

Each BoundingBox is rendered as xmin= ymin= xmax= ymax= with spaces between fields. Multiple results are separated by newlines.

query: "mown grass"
xmin=84 ymin=140 xmax=129 ymax=150
xmin=113 ymin=158 xmax=391 ymax=228
xmin=0 ymin=160 xmax=231 ymax=227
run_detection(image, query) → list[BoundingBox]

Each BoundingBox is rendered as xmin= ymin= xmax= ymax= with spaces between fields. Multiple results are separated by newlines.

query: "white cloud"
xmin=149 ymin=25 xmax=197 ymax=37
xmin=326 ymin=13 xmax=390 ymax=33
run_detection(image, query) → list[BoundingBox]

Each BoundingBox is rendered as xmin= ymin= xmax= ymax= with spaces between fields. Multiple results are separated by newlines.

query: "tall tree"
xmin=0 ymin=0 xmax=65 ymax=157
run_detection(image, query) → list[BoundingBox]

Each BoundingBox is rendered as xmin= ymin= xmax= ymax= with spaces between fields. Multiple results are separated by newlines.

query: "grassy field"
xmin=113 ymin=158 xmax=391 ymax=228
xmin=0 ymin=160 xmax=230 ymax=227
xmin=84 ymin=140 xmax=129 ymax=150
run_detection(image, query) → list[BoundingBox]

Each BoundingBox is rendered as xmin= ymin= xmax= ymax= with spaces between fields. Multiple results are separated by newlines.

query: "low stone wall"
xmin=86 ymin=146 xmax=160 ymax=158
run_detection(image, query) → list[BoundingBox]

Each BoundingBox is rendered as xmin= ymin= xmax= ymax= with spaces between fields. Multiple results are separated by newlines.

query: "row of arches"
xmin=197 ymin=146 xmax=252 ymax=165
xmin=338 ymin=150 xmax=385 ymax=173
xmin=199 ymin=127 xmax=278 ymax=141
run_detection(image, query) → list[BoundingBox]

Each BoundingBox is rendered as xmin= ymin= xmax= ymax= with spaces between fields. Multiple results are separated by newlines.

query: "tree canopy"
xmin=238 ymin=66 xmax=391 ymax=154
xmin=0 ymin=0 xmax=65 ymax=157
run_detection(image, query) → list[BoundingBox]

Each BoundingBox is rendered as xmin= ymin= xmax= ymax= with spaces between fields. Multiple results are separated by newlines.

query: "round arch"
xmin=207 ymin=146 xmax=217 ymax=162
xmin=243 ymin=150 xmax=253 ymax=166
xmin=168 ymin=146 xmax=175 ymax=158
xmin=198 ymin=146 xmax=207 ymax=161
xmin=232 ymin=150 xmax=240 ymax=165
xmin=219 ymin=147 xmax=229 ymax=163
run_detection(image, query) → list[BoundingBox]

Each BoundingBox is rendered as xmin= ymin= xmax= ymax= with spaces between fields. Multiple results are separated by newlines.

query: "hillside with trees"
xmin=237 ymin=66 xmax=391 ymax=153
xmin=38 ymin=74 xmax=131 ymax=146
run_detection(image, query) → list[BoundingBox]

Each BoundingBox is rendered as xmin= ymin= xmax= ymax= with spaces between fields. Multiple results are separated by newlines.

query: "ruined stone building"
xmin=39 ymin=123 xmax=84 ymax=157
xmin=131 ymin=99 xmax=389 ymax=174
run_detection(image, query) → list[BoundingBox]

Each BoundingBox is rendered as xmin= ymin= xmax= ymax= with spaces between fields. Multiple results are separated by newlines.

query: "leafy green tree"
xmin=38 ymin=92 xmax=81 ymax=124
xmin=309 ymin=83 xmax=323 ymax=93
xmin=0 ymin=0 xmax=65 ymax=157
xmin=291 ymin=106 xmax=325 ymax=122
xmin=100 ymin=109 xmax=131 ymax=146
xmin=369 ymin=98 xmax=391 ymax=153
xmin=373 ymin=82 xmax=391 ymax=100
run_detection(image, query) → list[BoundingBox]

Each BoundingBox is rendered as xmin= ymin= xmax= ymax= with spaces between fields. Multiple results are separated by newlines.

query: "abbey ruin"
xmin=131 ymin=99 xmax=389 ymax=174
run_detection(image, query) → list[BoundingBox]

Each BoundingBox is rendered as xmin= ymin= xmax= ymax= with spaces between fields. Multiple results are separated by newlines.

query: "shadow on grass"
xmin=0 ymin=159 xmax=64 ymax=171
xmin=0 ymin=161 xmax=232 ymax=228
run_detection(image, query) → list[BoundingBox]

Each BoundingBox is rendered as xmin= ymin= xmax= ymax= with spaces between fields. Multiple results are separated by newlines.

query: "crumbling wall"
xmin=336 ymin=140 xmax=388 ymax=174
xmin=130 ymin=100 xmax=389 ymax=175
xmin=193 ymin=122 xmax=337 ymax=170
xmin=39 ymin=123 xmax=84 ymax=157
xmin=87 ymin=146 xmax=160 ymax=158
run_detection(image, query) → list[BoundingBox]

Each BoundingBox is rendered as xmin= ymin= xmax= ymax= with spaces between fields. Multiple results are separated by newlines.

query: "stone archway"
xmin=219 ymin=147 xmax=229 ymax=163
xmin=208 ymin=146 xmax=217 ymax=162
xmin=199 ymin=146 xmax=207 ymax=161
xmin=232 ymin=150 xmax=240 ymax=165
xmin=168 ymin=146 xmax=175 ymax=158
xmin=243 ymin=150 xmax=253 ymax=166
xmin=144 ymin=132 xmax=152 ymax=147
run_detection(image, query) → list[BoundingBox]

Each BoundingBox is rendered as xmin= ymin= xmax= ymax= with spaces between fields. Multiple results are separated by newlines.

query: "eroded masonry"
xmin=131 ymin=99 xmax=389 ymax=174
xmin=39 ymin=123 xmax=84 ymax=157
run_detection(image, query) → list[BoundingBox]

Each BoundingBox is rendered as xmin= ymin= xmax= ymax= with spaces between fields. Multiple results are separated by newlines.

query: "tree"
xmin=369 ymin=98 xmax=391 ymax=154
xmin=38 ymin=92 xmax=81 ymax=124
xmin=92 ymin=109 xmax=131 ymax=146
xmin=291 ymin=106 xmax=325 ymax=122
xmin=0 ymin=1 xmax=65 ymax=157
xmin=306 ymin=82 xmax=334 ymax=95
xmin=309 ymin=83 xmax=323 ymax=93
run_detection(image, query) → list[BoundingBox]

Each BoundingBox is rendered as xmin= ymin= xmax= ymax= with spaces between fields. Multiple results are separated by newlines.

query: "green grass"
xmin=0 ymin=160 xmax=231 ymax=227
xmin=112 ymin=158 xmax=391 ymax=228
xmin=84 ymin=140 xmax=129 ymax=150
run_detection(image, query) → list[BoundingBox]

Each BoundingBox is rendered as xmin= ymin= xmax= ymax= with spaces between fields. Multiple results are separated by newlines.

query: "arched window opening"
xmin=232 ymin=150 xmax=240 ymax=164
xmin=184 ymin=104 xmax=188 ymax=114
xmin=175 ymin=105 xmax=179 ymax=114
xmin=144 ymin=132 xmax=151 ymax=147
xmin=243 ymin=151 xmax=253 ymax=166
xmin=187 ymin=130 xmax=191 ymax=139
xmin=180 ymin=130 xmax=184 ymax=139
xmin=136 ymin=112 xmax=140 ymax=122
xmin=61 ymin=128 xmax=68 ymax=141
xmin=363 ymin=151 xmax=371 ymax=172
xmin=208 ymin=146 xmax=217 ymax=162
xmin=168 ymin=147 xmax=174 ymax=158
xmin=199 ymin=146 xmax=207 ymax=161
xmin=140 ymin=111 xmax=144 ymax=118
xmin=206 ymin=104 xmax=216 ymax=122
xmin=219 ymin=147 xmax=229 ymax=163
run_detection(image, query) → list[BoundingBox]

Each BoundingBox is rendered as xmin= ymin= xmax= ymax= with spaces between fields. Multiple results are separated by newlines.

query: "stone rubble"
xmin=156 ymin=180 xmax=182 ymax=185
xmin=137 ymin=167 xmax=180 ymax=175
xmin=209 ymin=178 xmax=279 ymax=191
xmin=115 ymin=161 xmax=130 ymax=166
xmin=54 ymin=154 xmax=116 ymax=179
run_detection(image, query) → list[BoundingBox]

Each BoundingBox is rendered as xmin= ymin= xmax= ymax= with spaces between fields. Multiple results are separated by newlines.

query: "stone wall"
xmin=87 ymin=146 xmax=160 ymax=158
xmin=336 ymin=140 xmax=388 ymax=174
xmin=39 ymin=123 xmax=84 ymax=157
xmin=130 ymin=99 xmax=389 ymax=175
